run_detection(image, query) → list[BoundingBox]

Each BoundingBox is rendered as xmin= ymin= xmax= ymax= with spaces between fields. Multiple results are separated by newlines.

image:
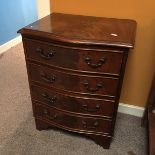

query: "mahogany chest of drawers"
xmin=18 ymin=13 xmax=136 ymax=149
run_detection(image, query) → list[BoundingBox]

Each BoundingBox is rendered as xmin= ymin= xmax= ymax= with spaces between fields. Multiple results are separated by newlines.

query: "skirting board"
xmin=0 ymin=35 xmax=22 ymax=55
xmin=118 ymin=103 xmax=144 ymax=117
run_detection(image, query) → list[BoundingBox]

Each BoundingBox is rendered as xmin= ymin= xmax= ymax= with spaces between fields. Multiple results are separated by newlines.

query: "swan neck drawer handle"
xmin=82 ymin=121 xmax=99 ymax=129
xmin=43 ymin=109 xmax=57 ymax=120
xmin=84 ymin=57 xmax=105 ymax=68
xmin=82 ymin=104 xmax=101 ymax=112
xmin=40 ymin=72 xmax=56 ymax=83
xmin=36 ymin=47 xmax=55 ymax=60
xmin=41 ymin=93 xmax=57 ymax=103
xmin=83 ymin=81 xmax=103 ymax=92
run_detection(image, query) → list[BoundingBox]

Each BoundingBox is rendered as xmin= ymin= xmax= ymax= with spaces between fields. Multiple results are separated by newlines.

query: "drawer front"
xmin=24 ymin=39 xmax=123 ymax=75
xmin=29 ymin=64 xmax=118 ymax=97
xmin=34 ymin=102 xmax=112 ymax=134
xmin=31 ymin=85 xmax=115 ymax=118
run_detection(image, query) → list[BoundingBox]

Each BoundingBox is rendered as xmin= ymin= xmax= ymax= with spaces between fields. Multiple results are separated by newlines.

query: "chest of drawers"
xmin=18 ymin=13 xmax=136 ymax=149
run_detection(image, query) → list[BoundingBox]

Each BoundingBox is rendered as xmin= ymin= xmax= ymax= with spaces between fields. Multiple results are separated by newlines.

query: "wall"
xmin=51 ymin=0 xmax=155 ymax=107
xmin=37 ymin=0 xmax=50 ymax=19
xmin=0 ymin=0 xmax=38 ymax=45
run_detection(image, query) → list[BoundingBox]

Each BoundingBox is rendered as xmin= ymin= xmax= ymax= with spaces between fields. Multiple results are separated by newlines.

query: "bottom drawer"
xmin=34 ymin=102 xmax=112 ymax=135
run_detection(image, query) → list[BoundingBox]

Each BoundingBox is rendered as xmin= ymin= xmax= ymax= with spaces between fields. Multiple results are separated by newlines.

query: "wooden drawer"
xmin=28 ymin=63 xmax=118 ymax=97
xmin=31 ymin=85 xmax=115 ymax=118
xmin=34 ymin=102 xmax=112 ymax=134
xmin=24 ymin=39 xmax=123 ymax=75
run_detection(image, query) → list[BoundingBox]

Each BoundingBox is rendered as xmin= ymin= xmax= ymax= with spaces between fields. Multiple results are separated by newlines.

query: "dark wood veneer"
xmin=28 ymin=63 xmax=119 ymax=97
xmin=31 ymin=85 xmax=115 ymax=118
xmin=18 ymin=13 xmax=136 ymax=149
xmin=34 ymin=102 xmax=112 ymax=134
xmin=18 ymin=13 xmax=136 ymax=48
xmin=24 ymin=38 xmax=124 ymax=75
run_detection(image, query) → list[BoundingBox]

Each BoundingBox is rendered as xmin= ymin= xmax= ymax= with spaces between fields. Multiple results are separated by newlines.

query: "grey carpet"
xmin=0 ymin=43 xmax=147 ymax=155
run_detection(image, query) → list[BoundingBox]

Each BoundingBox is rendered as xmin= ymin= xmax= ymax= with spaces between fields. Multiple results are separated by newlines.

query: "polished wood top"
xmin=18 ymin=13 xmax=136 ymax=48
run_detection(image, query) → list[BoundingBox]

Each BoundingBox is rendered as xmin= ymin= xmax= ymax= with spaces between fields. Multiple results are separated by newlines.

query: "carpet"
xmin=0 ymin=43 xmax=147 ymax=155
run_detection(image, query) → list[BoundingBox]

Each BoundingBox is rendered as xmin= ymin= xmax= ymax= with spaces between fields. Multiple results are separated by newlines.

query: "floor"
xmin=0 ymin=43 xmax=147 ymax=155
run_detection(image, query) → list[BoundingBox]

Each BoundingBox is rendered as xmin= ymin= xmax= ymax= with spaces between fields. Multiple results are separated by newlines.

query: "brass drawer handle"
xmin=84 ymin=57 xmax=105 ymax=68
xmin=41 ymin=93 xmax=57 ymax=103
xmin=40 ymin=72 xmax=56 ymax=83
xmin=83 ymin=80 xmax=103 ymax=92
xmin=82 ymin=120 xmax=99 ymax=129
xmin=36 ymin=47 xmax=55 ymax=60
xmin=82 ymin=103 xmax=101 ymax=112
xmin=49 ymin=114 xmax=57 ymax=120
xmin=43 ymin=109 xmax=57 ymax=120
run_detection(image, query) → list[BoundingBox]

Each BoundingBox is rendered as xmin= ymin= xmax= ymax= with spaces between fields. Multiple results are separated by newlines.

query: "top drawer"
xmin=24 ymin=39 xmax=124 ymax=75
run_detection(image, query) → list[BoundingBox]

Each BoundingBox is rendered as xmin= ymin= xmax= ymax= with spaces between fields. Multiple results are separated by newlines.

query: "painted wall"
xmin=37 ymin=0 xmax=50 ymax=19
xmin=51 ymin=0 xmax=155 ymax=107
xmin=0 ymin=0 xmax=38 ymax=45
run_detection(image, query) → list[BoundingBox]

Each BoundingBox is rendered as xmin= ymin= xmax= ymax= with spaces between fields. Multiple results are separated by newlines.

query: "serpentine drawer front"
xmin=28 ymin=63 xmax=118 ymax=97
xmin=24 ymin=39 xmax=124 ymax=76
xmin=18 ymin=13 xmax=136 ymax=149
xmin=34 ymin=102 xmax=112 ymax=134
xmin=31 ymin=85 xmax=115 ymax=118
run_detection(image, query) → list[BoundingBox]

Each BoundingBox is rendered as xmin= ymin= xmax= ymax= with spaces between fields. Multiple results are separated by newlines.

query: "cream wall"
xmin=51 ymin=0 xmax=155 ymax=107
xmin=37 ymin=0 xmax=50 ymax=19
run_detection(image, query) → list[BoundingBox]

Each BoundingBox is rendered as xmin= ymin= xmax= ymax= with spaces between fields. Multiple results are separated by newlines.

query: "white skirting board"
xmin=0 ymin=37 xmax=145 ymax=117
xmin=118 ymin=103 xmax=144 ymax=117
xmin=0 ymin=36 xmax=22 ymax=55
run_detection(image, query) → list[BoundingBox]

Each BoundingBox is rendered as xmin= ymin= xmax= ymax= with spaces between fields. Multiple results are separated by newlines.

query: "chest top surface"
xmin=18 ymin=13 xmax=136 ymax=48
